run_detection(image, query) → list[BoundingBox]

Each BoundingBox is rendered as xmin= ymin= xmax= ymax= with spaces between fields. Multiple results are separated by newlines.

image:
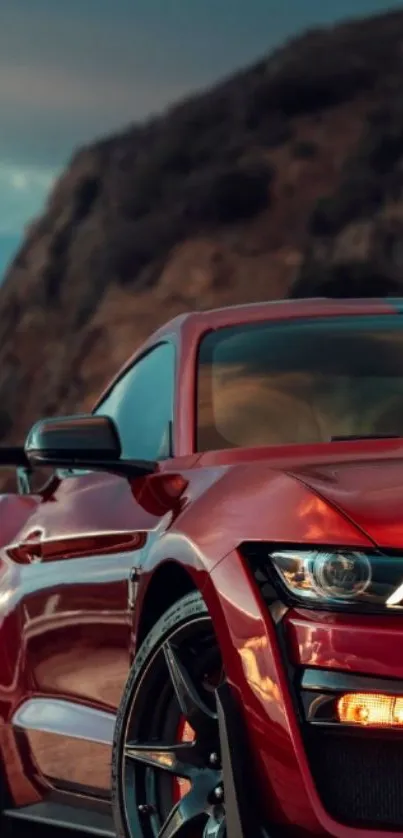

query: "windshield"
xmin=197 ymin=315 xmax=403 ymax=451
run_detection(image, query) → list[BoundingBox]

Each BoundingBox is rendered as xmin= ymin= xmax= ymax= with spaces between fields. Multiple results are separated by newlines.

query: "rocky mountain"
xmin=2 ymin=8 xmax=403 ymax=468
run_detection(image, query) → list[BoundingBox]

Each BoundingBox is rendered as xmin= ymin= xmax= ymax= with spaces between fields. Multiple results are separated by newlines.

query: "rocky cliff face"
xmin=2 ymin=9 xmax=403 ymax=461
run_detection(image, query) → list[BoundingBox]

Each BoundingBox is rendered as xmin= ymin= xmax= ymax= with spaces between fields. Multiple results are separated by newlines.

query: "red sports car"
xmin=2 ymin=297 xmax=403 ymax=838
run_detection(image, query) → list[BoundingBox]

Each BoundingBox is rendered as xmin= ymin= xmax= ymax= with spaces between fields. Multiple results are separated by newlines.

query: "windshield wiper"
xmin=330 ymin=434 xmax=401 ymax=442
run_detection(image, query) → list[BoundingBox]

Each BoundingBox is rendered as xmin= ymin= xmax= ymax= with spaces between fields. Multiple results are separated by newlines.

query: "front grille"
xmin=306 ymin=728 xmax=403 ymax=828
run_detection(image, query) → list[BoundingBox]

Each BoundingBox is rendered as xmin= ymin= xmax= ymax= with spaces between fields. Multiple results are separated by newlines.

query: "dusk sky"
xmin=0 ymin=0 xmax=400 ymax=276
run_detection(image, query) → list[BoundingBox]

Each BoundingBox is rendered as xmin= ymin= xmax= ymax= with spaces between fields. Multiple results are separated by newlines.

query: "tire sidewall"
xmin=112 ymin=591 xmax=208 ymax=838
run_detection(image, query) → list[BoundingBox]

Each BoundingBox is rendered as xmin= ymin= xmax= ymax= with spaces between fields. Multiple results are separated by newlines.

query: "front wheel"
xmin=112 ymin=592 xmax=227 ymax=838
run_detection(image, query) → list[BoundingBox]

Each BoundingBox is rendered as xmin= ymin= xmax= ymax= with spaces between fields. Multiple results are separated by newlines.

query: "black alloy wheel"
xmin=112 ymin=593 xmax=227 ymax=838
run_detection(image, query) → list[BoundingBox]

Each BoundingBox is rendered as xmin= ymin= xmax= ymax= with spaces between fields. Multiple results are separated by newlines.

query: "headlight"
xmin=269 ymin=549 xmax=403 ymax=610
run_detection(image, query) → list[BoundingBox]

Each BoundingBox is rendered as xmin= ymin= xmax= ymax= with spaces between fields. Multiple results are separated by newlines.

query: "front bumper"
xmin=286 ymin=611 xmax=403 ymax=831
xmin=209 ymin=549 xmax=403 ymax=837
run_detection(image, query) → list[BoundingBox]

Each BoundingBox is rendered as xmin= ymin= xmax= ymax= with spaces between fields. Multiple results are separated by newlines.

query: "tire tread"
xmin=111 ymin=591 xmax=207 ymax=837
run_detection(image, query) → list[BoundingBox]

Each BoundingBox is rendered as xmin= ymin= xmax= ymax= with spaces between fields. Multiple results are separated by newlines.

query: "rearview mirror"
xmin=25 ymin=414 xmax=156 ymax=478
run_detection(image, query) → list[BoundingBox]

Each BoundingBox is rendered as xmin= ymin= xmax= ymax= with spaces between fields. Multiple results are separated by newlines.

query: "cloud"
xmin=0 ymin=62 xmax=184 ymax=116
xmin=0 ymin=162 xmax=56 ymax=235
xmin=0 ymin=0 xmax=401 ymax=171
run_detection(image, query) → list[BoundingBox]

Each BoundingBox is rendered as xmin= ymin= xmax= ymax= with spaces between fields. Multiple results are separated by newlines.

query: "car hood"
xmin=288 ymin=456 xmax=403 ymax=549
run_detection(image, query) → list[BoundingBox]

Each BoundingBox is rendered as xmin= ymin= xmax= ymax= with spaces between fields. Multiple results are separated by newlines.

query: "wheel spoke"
xmin=158 ymin=791 xmax=205 ymax=838
xmin=203 ymin=814 xmax=226 ymax=838
xmin=124 ymin=742 xmax=203 ymax=779
xmin=163 ymin=640 xmax=216 ymax=733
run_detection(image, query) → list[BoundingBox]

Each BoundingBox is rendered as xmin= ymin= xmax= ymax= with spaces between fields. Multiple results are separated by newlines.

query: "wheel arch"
xmin=135 ymin=560 xmax=199 ymax=649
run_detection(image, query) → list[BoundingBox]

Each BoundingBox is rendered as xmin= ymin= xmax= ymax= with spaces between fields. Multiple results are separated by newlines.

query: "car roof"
xmin=96 ymin=296 xmax=403 ymax=408
xmin=189 ymin=295 xmax=403 ymax=321
xmin=156 ymin=296 xmax=403 ymax=339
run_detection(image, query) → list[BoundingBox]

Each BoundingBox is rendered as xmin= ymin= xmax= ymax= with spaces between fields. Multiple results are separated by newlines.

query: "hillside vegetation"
xmin=1 ymin=9 xmax=403 ymax=458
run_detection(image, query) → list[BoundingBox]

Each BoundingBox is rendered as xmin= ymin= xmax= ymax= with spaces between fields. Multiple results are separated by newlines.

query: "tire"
xmin=111 ymin=591 xmax=226 ymax=838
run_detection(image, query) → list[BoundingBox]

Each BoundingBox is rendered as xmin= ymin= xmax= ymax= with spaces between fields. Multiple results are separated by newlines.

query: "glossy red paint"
xmin=285 ymin=609 xmax=403 ymax=680
xmin=1 ymin=297 xmax=403 ymax=837
xmin=0 ymin=468 xmax=191 ymax=801
xmin=288 ymin=456 xmax=403 ymax=549
xmin=206 ymin=554 xmax=403 ymax=838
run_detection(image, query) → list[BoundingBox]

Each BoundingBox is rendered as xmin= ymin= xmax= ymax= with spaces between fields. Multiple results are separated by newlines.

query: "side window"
xmin=96 ymin=342 xmax=175 ymax=461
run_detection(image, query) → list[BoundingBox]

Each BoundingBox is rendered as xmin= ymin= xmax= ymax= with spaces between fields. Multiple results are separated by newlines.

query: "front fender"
xmin=168 ymin=463 xmax=372 ymax=573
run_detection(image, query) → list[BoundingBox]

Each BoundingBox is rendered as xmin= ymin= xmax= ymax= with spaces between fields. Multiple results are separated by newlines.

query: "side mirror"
xmin=25 ymin=414 xmax=156 ymax=478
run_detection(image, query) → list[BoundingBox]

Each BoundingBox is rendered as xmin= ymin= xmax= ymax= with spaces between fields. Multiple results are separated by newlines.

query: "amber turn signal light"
xmin=338 ymin=692 xmax=403 ymax=727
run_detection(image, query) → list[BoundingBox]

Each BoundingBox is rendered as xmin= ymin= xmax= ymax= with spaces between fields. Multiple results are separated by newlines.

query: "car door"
xmin=11 ymin=341 xmax=178 ymax=799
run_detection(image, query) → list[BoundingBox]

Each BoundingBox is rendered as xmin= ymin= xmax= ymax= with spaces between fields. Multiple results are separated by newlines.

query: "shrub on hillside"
xmin=309 ymin=169 xmax=383 ymax=236
xmin=264 ymin=12 xmax=403 ymax=116
xmin=108 ymin=160 xmax=272 ymax=285
xmin=290 ymin=261 xmax=403 ymax=299
xmin=292 ymin=140 xmax=318 ymax=159
xmin=186 ymin=161 xmax=273 ymax=225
